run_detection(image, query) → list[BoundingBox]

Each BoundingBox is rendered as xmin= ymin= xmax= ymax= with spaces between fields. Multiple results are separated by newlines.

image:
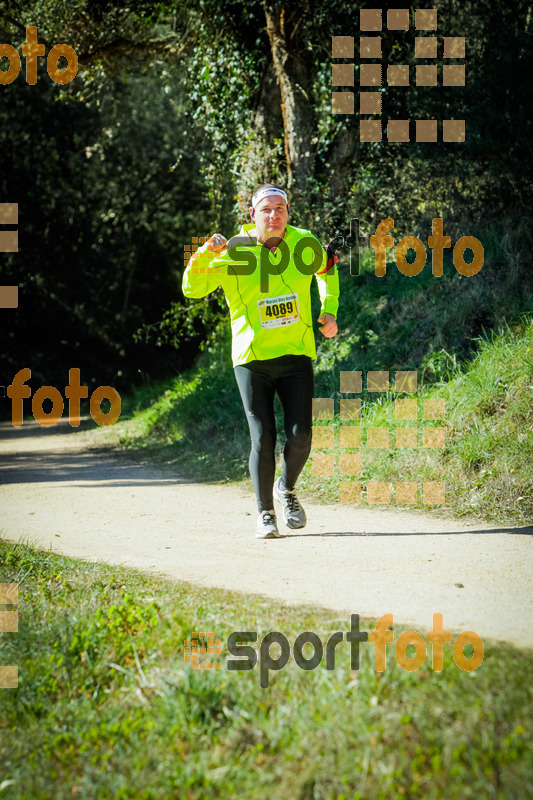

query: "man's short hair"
xmin=251 ymin=184 xmax=289 ymax=208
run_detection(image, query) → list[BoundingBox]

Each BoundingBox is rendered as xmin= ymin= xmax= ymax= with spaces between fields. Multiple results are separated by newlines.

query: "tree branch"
xmin=0 ymin=11 xmax=54 ymax=51
xmin=77 ymin=35 xmax=192 ymax=66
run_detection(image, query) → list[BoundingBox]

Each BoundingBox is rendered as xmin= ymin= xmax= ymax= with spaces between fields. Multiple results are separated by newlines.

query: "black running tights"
xmin=234 ymin=355 xmax=314 ymax=513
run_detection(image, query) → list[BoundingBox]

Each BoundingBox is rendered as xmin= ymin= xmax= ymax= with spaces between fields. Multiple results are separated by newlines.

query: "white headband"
xmin=252 ymin=187 xmax=288 ymax=208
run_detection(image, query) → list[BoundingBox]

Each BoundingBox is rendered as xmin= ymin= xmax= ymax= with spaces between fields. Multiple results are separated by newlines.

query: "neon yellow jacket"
xmin=182 ymin=223 xmax=339 ymax=367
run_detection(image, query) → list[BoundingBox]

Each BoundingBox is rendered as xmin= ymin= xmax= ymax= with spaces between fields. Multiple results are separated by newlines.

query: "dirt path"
xmin=1 ymin=419 xmax=532 ymax=648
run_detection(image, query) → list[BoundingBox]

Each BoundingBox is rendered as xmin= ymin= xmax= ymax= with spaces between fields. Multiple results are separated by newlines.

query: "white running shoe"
xmin=255 ymin=509 xmax=280 ymax=539
xmin=274 ymin=477 xmax=307 ymax=529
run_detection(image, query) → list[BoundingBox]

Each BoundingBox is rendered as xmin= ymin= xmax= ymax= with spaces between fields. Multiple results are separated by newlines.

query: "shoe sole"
xmin=274 ymin=480 xmax=307 ymax=529
xmin=255 ymin=530 xmax=280 ymax=539
xmin=285 ymin=519 xmax=306 ymax=529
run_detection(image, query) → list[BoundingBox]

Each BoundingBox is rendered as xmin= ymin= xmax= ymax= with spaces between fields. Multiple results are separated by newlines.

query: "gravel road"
xmin=1 ymin=419 xmax=532 ymax=648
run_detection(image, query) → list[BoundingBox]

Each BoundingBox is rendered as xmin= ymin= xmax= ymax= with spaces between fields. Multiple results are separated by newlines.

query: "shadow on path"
xmin=292 ymin=527 xmax=533 ymax=537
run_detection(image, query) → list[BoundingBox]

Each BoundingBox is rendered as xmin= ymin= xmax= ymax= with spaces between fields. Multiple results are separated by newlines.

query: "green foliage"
xmin=0 ymin=43 xmax=212 ymax=386
xmin=1 ymin=539 xmax=532 ymax=798
xmin=68 ymin=594 xmax=160 ymax=663
xmin=0 ymin=0 xmax=532 ymax=415
xmin=312 ymin=316 xmax=533 ymax=523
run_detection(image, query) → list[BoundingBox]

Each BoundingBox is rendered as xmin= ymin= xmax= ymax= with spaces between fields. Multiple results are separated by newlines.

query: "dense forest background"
xmin=1 ymin=0 xmax=532 ymax=397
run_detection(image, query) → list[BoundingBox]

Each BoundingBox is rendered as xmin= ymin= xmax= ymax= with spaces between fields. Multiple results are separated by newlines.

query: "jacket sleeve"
xmin=314 ymin=244 xmax=340 ymax=318
xmin=182 ymin=244 xmax=224 ymax=299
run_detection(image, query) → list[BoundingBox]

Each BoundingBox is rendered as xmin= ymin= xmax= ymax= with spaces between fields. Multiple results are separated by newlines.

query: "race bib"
xmin=258 ymin=293 xmax=299 ymax=329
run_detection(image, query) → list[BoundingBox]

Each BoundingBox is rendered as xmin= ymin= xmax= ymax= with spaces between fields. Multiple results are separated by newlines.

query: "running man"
xmin=182 ymin=184 xmax=339 ymax=539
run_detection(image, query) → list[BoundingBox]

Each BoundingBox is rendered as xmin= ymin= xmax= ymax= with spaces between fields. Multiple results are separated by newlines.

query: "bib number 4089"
xmin=265 ymin=301 xmax=293 ymax=318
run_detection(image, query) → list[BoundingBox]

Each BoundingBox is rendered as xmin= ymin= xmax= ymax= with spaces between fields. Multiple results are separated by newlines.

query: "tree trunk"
xmin=237 ymin=61 xmax=284 ymax=217
xmin=326 ymin=126 xmax=359 ymax=203
xmin=262 ymin=2 xmax=317 ymax=214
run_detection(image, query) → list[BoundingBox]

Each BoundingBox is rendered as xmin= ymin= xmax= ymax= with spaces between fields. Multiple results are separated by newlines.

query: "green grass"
xmin=1 ymin=539 xmax=532 ymax=799
xmin=300 ymin=316 xmax=533 ymax=523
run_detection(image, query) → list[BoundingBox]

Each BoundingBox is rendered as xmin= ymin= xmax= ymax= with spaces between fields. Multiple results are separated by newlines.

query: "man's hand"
xmin=318 ymin=313 xmax=338 ymax=338
xmin=206 ymin=233 xmax=228 ymax=253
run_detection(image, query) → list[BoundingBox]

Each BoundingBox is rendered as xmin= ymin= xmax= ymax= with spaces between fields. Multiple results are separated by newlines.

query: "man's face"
xmin=250 ymin=194 xmax=289 ymax=241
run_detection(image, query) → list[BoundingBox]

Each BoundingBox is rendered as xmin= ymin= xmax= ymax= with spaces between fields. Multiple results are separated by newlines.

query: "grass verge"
xmin=0 ymin=539 xmax=532 ymax=799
